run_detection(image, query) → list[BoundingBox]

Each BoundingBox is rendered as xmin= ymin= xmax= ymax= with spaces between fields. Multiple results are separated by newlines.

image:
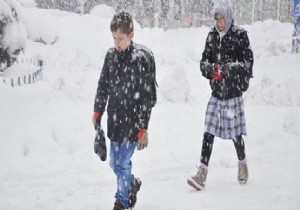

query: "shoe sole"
xmin=238 ymin=179 xmax=248 ymax=185
xmin=187 ymin=178 xmax=204 ymax=191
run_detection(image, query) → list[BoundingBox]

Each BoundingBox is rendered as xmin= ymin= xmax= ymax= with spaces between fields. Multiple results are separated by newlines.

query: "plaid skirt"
xmin=204 ymin=96 xmax=247 ymax=139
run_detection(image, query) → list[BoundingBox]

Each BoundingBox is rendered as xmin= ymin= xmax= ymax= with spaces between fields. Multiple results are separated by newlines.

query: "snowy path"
xmin=1 ymin=96 xmax=299 ymax=210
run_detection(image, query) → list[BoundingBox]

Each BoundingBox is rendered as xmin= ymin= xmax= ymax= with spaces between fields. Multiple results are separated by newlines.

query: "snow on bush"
xmin=0 ymin=0 xmax=27 ymax=55
xmin=0 ymin=0 xmax=12 ymax=23
xmin=1 ymin=21 xmax=27 ymax=54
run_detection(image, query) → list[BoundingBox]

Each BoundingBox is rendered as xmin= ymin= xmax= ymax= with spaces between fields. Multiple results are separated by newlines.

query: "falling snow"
xmin=0 ymin=3 xmax=299 ymax=210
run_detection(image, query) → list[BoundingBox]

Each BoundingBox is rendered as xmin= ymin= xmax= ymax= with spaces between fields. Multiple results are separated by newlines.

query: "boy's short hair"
xmin=110 ymin=11 xmax=134 ymax=35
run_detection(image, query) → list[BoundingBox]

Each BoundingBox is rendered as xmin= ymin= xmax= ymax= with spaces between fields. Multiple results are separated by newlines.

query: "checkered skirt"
xmin=204 ymin=96 xmax=247 ymax=139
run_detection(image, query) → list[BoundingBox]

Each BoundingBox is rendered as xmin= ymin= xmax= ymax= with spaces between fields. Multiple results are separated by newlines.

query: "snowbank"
xmin=247 ymin=20 xmax=294 ymax=57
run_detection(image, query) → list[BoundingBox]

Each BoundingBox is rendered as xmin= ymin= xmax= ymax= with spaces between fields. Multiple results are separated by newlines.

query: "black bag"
xmin=139 ymin=45 xmax=158 ymax=107
xmin=107 ymin=45 xmax=158 ymax=107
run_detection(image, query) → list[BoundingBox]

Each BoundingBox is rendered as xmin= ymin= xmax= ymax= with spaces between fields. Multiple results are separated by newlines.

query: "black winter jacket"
xmin=94 ymin=42 xmax=153 ymax=142
xmin=200 ymin=22 xmax=254 ymax=100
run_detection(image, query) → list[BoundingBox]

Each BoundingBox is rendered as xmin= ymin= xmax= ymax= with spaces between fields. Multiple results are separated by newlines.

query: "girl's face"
xmin=215 ymin=13 xmax=226 ymax=31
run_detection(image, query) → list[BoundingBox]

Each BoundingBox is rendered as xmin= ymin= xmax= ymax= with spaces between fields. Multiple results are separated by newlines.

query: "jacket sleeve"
xmin=136 ymin=56 xmax=153 ymax=130
xmin=228 ymin=31 xmax=254 ymax=78
xmin=200 ymin=33 xmax=214 ymax=79
xmin=94 ymin=52 xmax=110 ymax=114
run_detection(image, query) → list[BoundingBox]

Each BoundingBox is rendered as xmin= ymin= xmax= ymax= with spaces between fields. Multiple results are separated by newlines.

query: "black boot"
xmin=113 ymin=200 xmax=125 ymax=210
xmin=128 ymin=178 xmax=142 ymax=209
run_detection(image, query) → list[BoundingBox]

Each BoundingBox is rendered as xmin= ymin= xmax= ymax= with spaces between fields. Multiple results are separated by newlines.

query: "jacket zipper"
xmin=219 ymin=35 xmax=227 ymax=101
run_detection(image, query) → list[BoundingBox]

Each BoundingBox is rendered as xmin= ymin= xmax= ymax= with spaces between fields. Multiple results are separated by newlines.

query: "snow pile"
xmin=89 ymin=4 xmax=115 ymax=19
xmin=16 ymin=0 xmax=36 ymax=8
xmin=21 ymin=7 xmax=58 ymax=44
xmin=0 ymin=7 xmax=299 ymax=210
xmin=242 ymin=21 xmax=299 ymax=106
xmin=248 ymin=20 xmax=293 ymax=57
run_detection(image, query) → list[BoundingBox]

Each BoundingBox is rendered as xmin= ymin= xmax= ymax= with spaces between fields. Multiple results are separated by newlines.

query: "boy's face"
xmin=215 ymin=13 xmax=226 ymax=31
xmin=112 ymin=30 xmax=134 ymax=52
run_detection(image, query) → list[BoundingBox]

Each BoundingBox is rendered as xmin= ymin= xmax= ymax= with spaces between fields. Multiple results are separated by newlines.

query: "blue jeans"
xmin=110 ymin=141 xmax=137 ymax=208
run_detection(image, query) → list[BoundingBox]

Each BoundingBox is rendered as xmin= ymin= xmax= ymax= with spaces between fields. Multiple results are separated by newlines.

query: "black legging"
xmin=233 ymin=135 xmax=246 ymax=161
xmin=200 ymin=132 xmax=246 ymax=166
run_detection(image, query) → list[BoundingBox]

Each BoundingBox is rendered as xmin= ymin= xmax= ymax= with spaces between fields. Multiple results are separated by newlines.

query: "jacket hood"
xmin=213 ymin=0 xmax=233 ymax=34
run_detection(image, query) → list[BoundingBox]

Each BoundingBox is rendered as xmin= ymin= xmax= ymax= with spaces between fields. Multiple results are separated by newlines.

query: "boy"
xmin=187 ymin=1 xmax=254 ymax=190
xmin=93 ymin=12 xmax=156 ymax=210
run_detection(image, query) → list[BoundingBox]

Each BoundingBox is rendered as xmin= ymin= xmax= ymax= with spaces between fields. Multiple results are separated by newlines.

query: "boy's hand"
xmin=92 ymin=112 xmax=100 ymax=130
xmin=137 ymin=129 xmax=148 ymax=151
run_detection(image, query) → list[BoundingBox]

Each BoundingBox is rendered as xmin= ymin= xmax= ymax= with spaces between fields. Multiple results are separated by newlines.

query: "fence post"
xmin=0 ymin=57 xmax=44 ymax=88
xmin=277 ymin=0 xmax=281 ymax=21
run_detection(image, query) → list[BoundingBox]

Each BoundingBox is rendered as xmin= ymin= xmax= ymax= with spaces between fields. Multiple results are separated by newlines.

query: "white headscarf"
xmin=213 ymin=0 xmax=233 ymax=35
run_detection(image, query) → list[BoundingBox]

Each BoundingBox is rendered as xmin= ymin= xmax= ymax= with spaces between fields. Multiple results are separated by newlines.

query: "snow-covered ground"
xmin=0 ymin=5 xmax=300 ymax=210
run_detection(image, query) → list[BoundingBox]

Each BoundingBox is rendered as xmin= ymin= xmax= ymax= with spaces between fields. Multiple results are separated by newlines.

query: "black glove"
xmin=92 ymin=112 xmax=101 ymax=130
xmin=94 ymin=126 xmax=107 ymax=161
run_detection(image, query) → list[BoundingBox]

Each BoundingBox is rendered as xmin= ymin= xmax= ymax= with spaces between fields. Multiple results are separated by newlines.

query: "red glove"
xmin=93 ymin=112 xmax=100 ymax=121
xmin=213 ymin=63 xmax=221 ymax=80
xmin=92 ymin=112 xmax=100 ymax=128
xmin=137 ymin=129 xmax=145 ymax=141
xmin=213 ymin=63 xmax=228 ymax=80
xmin=137 ymin=129 xmax=148 ymax=150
